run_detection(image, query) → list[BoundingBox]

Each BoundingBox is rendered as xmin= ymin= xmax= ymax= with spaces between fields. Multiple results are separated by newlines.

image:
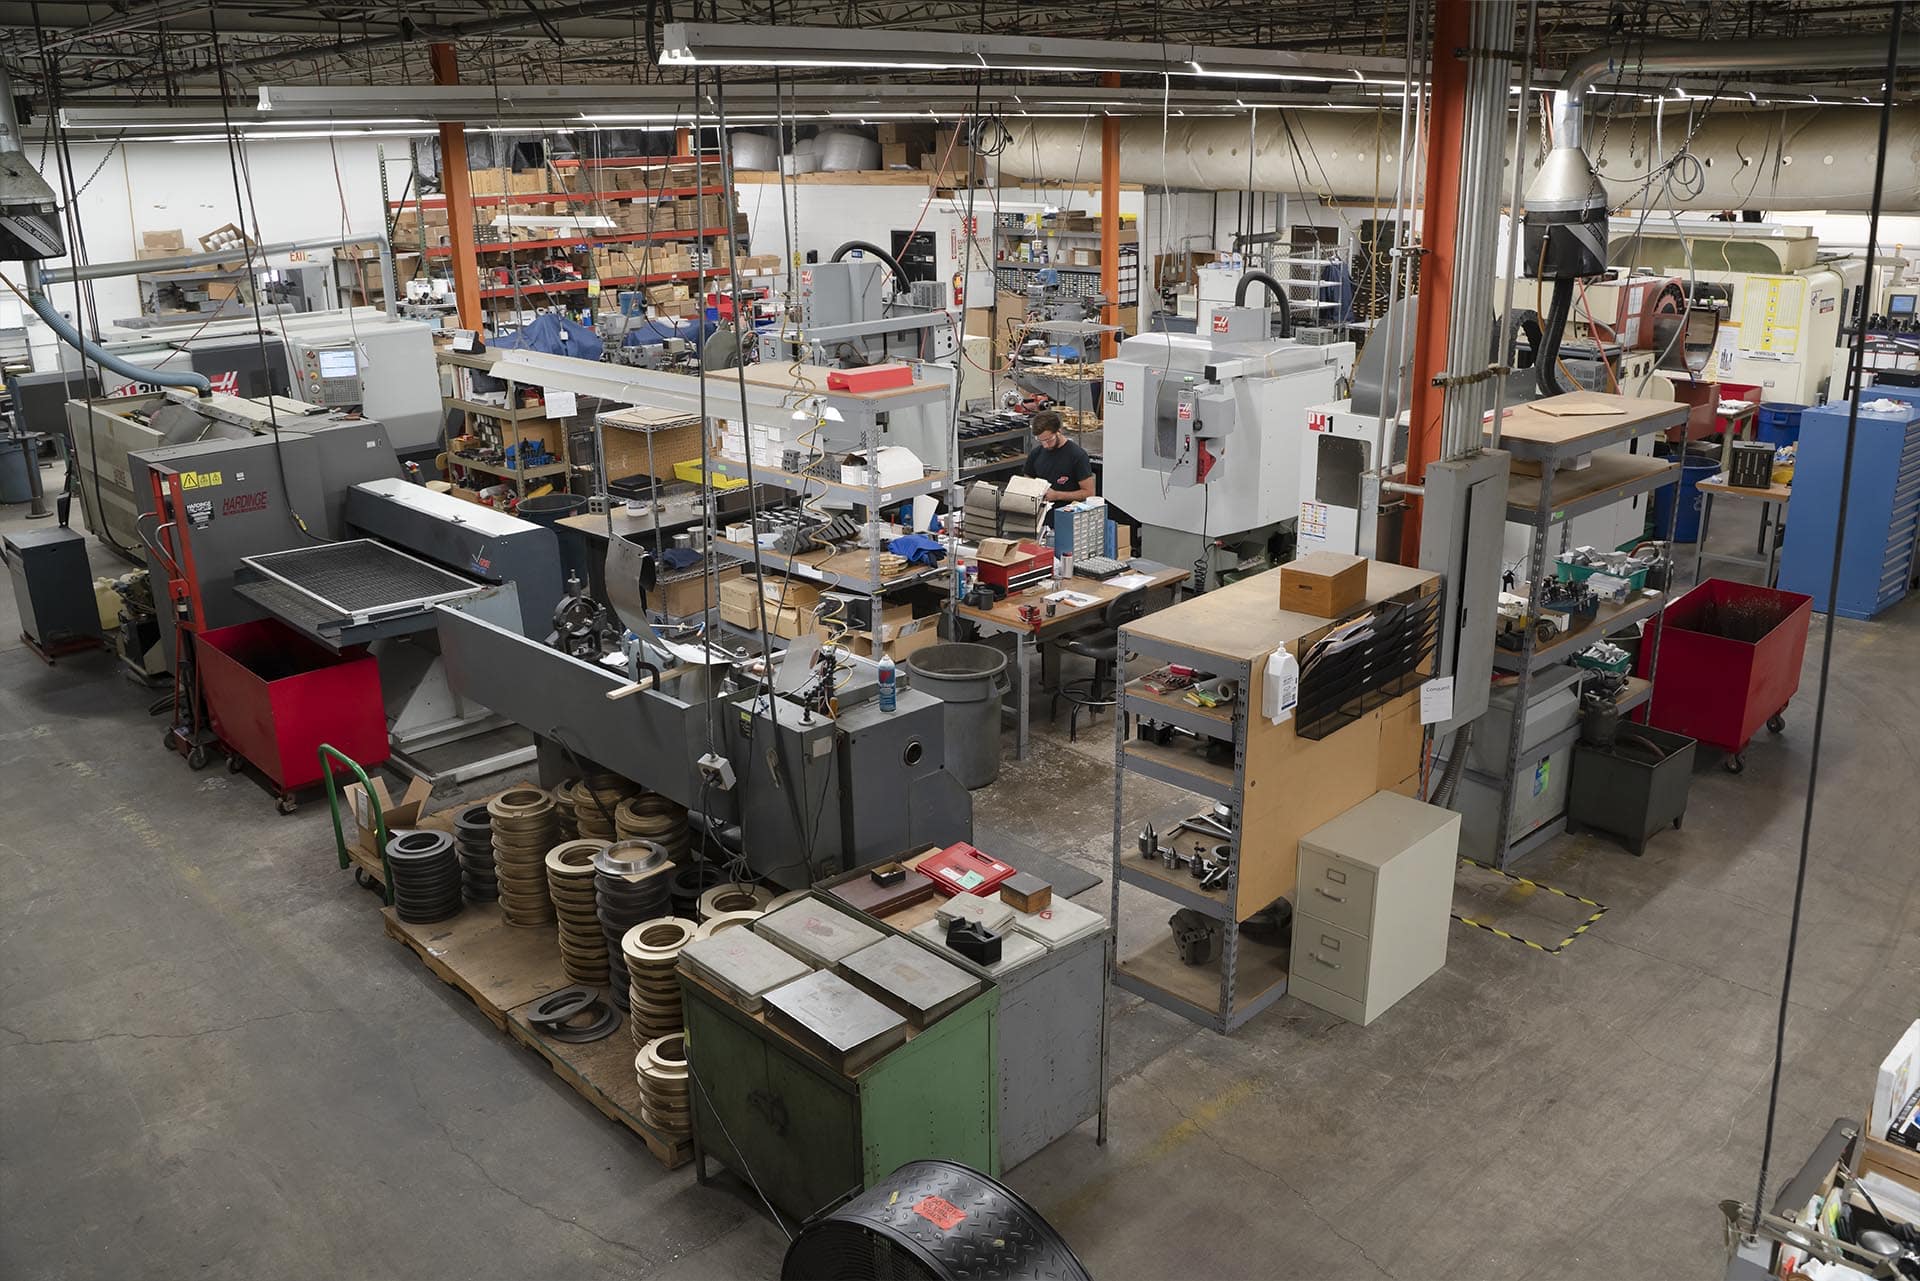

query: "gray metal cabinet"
xmin=1288 ymin=791 xmax=1460 ymax=1026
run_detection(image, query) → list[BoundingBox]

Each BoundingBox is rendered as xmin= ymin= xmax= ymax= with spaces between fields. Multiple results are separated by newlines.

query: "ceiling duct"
xmin=998 ymin=106 xmax=1920 ymax=213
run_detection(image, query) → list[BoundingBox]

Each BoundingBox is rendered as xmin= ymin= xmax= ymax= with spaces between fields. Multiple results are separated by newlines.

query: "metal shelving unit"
xmin=1479 ymin=394 xmax=1689 ymax=868
xmin=1106 ymin=561 xmax=1440 ymax=1034
xmin=437 ymin=348 xmax=578 ymax=500
xmin=703 ymin=366 xmax=955 ymax=655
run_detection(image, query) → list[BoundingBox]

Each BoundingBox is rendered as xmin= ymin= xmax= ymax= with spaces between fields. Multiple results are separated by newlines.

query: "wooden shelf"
xmin=1121 ymin=738 xmax=1238 ymax=801
xmin=710 ymin=456 xmax=949 ymax=507
xmin=1491 ymin=590 xmax=1667 ymax=675
xmin=446 ymin=396 xmax=547 ymax=422
xmin=1506 ymin=453 xmax=1678 ymax=524
xmin=1114 ymin=927 xmax=1289 ymax=1030
xmin=427 ymin=227 xmax=734 ymax=258
xmin=448 ymin=453 xmax=570 ymax=481
xmin=477 ymin=268 xmax=724 ymax=300
xmin=390 ymin=185 xmax=725 ymax=209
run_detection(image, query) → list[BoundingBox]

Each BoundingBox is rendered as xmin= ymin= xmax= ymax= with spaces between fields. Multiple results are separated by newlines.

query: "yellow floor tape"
xmin=1450 ymin=856 xmax=1608 ymax=955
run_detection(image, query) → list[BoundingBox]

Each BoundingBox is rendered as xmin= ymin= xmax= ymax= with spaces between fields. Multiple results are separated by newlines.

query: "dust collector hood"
xmin=998 ymin=105 xmax=1920 ymax=212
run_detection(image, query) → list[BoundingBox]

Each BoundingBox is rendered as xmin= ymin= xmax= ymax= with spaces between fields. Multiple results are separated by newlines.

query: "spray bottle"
xmin=877 ymin=655 xmax=897 ymax=713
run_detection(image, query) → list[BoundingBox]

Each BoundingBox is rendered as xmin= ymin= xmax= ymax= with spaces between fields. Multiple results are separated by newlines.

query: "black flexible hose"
xmin=1536 ymin=277 xmax=1576 ymax=397
xmin=1230 ymin=271 xmax=1294 ymax=337
xmin=828 ymin=239 xmax=911 ymax=296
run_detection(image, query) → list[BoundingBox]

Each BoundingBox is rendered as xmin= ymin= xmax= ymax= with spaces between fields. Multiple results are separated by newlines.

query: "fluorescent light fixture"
xmin=660 ymin=22 xmax=1410 ymax=82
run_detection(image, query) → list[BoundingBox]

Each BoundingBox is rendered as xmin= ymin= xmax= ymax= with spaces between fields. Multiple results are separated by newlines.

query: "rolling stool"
xmin=1049 ymin=590 xmax=1146 ymax=742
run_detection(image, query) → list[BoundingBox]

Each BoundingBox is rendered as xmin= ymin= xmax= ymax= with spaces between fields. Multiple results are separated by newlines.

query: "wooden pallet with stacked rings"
xmin=369 ymin=785 xmax=693 ymax=1169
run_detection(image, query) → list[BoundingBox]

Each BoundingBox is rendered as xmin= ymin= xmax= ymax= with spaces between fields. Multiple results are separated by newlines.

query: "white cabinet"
xmin=1288 ymin=791 xmax=1459 ymax=1026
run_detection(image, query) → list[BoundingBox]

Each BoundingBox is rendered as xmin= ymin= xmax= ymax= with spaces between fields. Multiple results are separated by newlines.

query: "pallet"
xmin=507 ymin=1003 xmax=694 ymax=1170
xmin=381 ymin=904 xmax=570 ymax=1032
xmin=380 ymin=899 xmax=692 ymax=1168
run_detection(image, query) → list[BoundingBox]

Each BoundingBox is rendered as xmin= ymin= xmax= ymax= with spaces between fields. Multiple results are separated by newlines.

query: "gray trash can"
xmin=907 ymin=642 xmax=1010 ymax=789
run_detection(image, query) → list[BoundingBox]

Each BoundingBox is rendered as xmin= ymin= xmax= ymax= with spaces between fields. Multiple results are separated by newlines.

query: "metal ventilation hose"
xmin=1231 ymin=270 xmax=1294 ymax=337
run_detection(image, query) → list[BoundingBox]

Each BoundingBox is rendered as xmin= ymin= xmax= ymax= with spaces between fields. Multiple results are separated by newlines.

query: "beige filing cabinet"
xmin=1289 ymin=791 xmax=1460 ymax=1026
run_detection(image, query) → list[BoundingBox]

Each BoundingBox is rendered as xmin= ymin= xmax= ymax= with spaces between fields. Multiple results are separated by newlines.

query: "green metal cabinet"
xmin=683 ymin=969 xmax=999 ymax=1224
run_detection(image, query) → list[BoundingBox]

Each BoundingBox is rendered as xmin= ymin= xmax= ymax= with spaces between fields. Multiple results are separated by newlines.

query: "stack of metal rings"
xmin=545 ymin=838 xmax=612 ymax=984
xmin=613 ymin=793 xmax=690 ymax=859
xmin=571 ymin=771 xmax=634 ymax=841
xmin=595 ymin=840 xmax=674 ymax=1010
xmin=635 ymin=1033 xmax=691 ymax=1137
xmin=488 ymin=788 xmax=558 ymax=928
xmin=526 ymin=986 xmax=620 ymax=1044
xmin=551 ymin=778 xmax=580 ymax=840
xmin=451 ymin=803 xmax=498 ymax=902
xmin=621 ymin=917 xmax=697 ymax=1044
xmin=667 ymin=860 xmax=730 ymax=918
xmin=386 ymin=829 xmax=462 ymax=923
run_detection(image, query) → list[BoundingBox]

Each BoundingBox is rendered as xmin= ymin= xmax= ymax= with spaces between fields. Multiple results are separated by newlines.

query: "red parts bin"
xmin=1634 ymin=578 xmax=1812 ymax=761
xmin=194 ymin=619 xmax=388 ymax=792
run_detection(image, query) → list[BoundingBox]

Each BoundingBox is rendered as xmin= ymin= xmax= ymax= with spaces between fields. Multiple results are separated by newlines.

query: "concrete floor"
xmin=2 ymin=477 xmax=1916 ymax=1281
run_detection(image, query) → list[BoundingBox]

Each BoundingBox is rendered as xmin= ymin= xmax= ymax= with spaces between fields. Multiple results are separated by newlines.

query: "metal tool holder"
xmin=1483 ymin=399 xmax=1689 ymax=868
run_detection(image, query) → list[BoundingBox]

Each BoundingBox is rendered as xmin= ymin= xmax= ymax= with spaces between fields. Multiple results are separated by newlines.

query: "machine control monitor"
xmin=1889 ymin=293 xmax=1916 ymax=318
xmin=288 ymin=337 xmax=365 ymax=409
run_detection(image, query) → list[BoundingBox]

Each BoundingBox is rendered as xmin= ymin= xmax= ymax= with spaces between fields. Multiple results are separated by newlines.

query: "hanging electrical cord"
xmin=207 ymin=2 xmax=321 ymax=542
xmin=1748 ymin=2 xmax=1903 ymax=1237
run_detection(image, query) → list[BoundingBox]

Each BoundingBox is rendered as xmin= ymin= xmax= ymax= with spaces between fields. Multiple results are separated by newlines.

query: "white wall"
xmin=28 ymin=136 xmax=410 ymax=338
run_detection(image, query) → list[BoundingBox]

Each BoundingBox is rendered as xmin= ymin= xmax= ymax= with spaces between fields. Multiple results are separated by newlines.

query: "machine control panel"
xmin=287 ymin=337 xmax=365 ymax=408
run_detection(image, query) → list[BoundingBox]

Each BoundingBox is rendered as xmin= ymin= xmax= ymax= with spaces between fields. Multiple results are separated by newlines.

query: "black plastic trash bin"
xmin=1568 ymin=723 xmax=1696 ymax=856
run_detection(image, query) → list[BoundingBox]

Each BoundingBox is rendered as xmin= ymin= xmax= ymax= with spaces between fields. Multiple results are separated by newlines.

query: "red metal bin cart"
xmin=1635 ymin=578 xmax=1813 ymax=774
xmin=194 ymin=619 xmax=388 ymax=811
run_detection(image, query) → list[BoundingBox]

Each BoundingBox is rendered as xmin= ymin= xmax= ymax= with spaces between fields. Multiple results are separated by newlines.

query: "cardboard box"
xmin=508 ymin=169 xmax=548 ymax=194
xmin=840 ymin=446 xmax=924 ymax=488
xmin=720 ymin=575 xmax=820 ymax=637
xmin=343 ymin=775 xmax=431 ymax=866
xmin=204 ymin=281 xmax=239 ymax=302
xmin=1280 ymin=551 xmax=1368 ymax=618
xmin=835 ymin=614 xmax=939 ymax=660
xmin=142 ymin=228 xmax=186 ymax=251
xmin=466 ymin=167 xmax=507 ymax=195
xmin=657 ymin=562 xmax=743 ymax=618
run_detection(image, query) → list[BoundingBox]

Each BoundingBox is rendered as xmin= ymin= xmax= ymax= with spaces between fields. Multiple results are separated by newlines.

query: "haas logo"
xmin=1211 ymin=313 xmax=1231 ymax=333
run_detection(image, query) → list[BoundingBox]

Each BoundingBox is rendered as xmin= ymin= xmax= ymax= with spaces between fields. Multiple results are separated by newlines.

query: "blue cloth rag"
xmin=888 ymin=534 xmax=948 ymax=566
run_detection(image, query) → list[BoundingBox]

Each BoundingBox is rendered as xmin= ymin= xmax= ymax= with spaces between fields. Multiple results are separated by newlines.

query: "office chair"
xmin=1050 ymin=589 xmax=1146 ymax=742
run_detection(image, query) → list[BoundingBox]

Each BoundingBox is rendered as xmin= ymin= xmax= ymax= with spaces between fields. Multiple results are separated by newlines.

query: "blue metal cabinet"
xmin=1777 ymin=398 xmax=1920 ymax=620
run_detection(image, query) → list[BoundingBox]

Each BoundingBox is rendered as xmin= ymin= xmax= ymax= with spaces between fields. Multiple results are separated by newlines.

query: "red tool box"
xmin=827 ymin=363 xmax=915 ymax=393
xmin=971 ymin=541 xmax=1051 ymax=591
xmin=917 ymin=843 xmax=1017 ymax=897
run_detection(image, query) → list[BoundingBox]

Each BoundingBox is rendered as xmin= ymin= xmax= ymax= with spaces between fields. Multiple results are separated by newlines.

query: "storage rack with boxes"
xmin=387 ymin=156 xmax=748 ymax=319
xmin=1463 ymin=393 xmax=1690 ymax=868
xmin=1106 ymin=561 xmax=1439 ymax=1032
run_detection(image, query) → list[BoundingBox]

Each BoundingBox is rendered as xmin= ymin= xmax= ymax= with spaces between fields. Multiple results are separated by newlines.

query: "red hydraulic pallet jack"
xmin=146 ymin=466 xmax=224 ymax=777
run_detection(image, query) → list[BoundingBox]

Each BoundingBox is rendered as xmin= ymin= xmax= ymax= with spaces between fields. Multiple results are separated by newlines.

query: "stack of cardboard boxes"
xmin=466 ymin=168 xmax=548 ymax=196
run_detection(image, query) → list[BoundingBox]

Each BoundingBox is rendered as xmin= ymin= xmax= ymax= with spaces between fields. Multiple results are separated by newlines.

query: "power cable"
xmin=1748 ymin=1 xmax=1903 ymax=1236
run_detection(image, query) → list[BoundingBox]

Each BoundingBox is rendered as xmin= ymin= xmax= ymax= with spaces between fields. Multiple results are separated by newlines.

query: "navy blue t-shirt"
xmin=1025 ymin=438 xmax=1093 ymax=492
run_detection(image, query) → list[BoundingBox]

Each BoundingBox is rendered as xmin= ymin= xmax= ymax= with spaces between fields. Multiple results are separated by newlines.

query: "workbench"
xmin=682 ymin=894 xmax=998 ymax=1223
xmin=953 ymin=561 xmax=1186 ymax=759
xmin=1694 ymin=476 xmax=1792 ymax=587
xmin=821 ymin=849 xmax=1108 ymax=1171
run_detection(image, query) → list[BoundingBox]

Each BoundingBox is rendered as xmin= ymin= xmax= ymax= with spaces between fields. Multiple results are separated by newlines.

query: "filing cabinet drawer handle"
xmin=1313 ymin=886 xmax=1347 ymax=904
xmin=1311 ymin=952 xmax=1342 ymax=970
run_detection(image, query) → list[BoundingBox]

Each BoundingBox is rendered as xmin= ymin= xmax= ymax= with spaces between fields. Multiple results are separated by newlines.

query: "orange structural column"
xmin=430 ymin=42 xmax=484 ymax=332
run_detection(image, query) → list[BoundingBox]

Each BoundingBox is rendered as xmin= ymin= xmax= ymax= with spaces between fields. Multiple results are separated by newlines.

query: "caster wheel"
xmin=1725 ymin=753 xmax=1746 ymax=775
xmin=353 ymin=868 xmax=380 ymax=892
xmin=187 ymin=745 xmax=209 ymax=770
xmin=1767 ymin=713 xmax=1786 ymax=734
xmin=277 ymin=795 xmax=299 ymax=815
xmin=162 ymin=728 xmax=178 ymax=751
xmin=226 ymin=753 xmax=245 ymax=774
xmin=1673 ymin=815 xmax=1685 ymax=830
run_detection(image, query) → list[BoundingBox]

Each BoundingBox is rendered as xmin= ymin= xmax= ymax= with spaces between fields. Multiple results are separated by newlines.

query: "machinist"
xmin=1024 ymin=410 xmax=1096 ymax=502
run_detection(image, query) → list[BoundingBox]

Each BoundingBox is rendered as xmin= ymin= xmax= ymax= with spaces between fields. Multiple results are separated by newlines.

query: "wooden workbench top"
xmin=1123 ymin=561 xmax=1439 ymax=663
xmin=1487 ymin=392 xmax=1688 ymax=453
xmin=702 ymin=362 xmax=940 ymax=404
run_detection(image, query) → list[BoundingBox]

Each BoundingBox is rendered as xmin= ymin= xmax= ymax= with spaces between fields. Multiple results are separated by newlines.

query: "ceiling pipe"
xmin=1558 ymin=34 xmax=1910 ymax=149
xmin=999 ymin=106 xmax=1920 ymax=212
xmin=220 ymin=0 xmax=645 ymax=75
